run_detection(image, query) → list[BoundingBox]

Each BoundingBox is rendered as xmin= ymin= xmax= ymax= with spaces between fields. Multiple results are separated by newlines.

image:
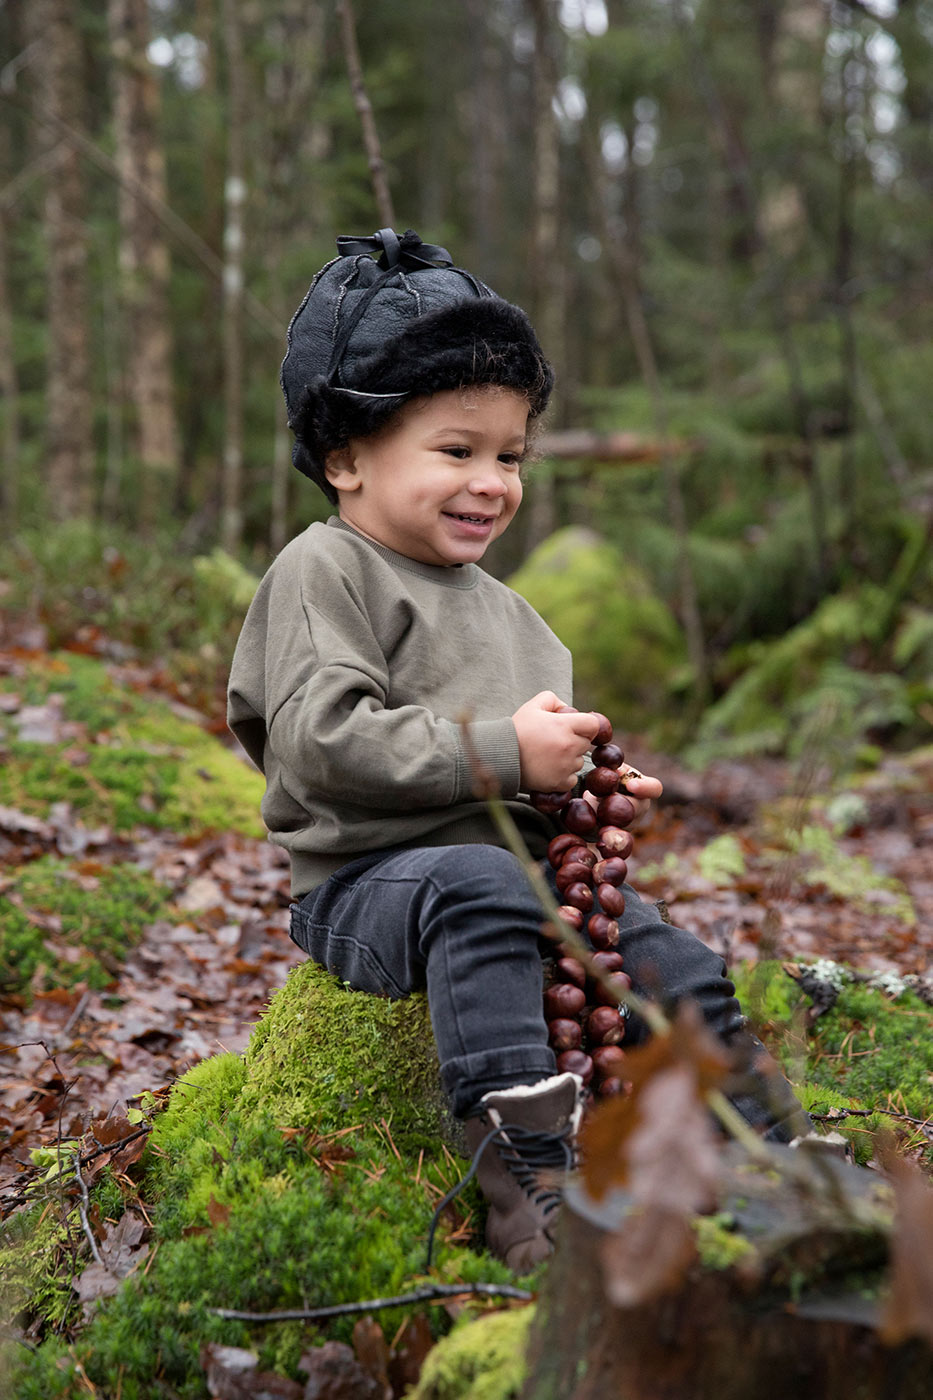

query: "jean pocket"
xmin=289 ymin=904 xmax=408 ymax=998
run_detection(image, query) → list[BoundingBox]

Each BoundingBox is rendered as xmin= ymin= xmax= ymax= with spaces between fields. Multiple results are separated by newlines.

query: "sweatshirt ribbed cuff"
xmin=454 ymin=718 xmax=521 ymax=801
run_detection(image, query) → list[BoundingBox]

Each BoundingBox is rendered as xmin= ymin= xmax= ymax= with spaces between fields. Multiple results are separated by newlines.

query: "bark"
xmin=220 ymin=0 xmax=246 ymax=554
xmin=31 ymin=0 xmax=94 ymax=520
xmin=336 ymin=0 xmax=395 ymax=227
xmin=0 ymin=125 xmax=20 ymax=529
xmin=522 ymin=1156 xmax=933 ymax=1399
xmin=108 ymin=0 xmax=178 ymax=534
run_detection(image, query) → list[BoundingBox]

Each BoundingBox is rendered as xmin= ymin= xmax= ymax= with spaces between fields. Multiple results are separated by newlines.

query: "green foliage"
xmin=0 ymin=855 xmax=172 ymax=993
xmin=772 ymin=826 xmax=915 ymax=925
xmin=507 ymin=527 xmax=687 ymax=739
xmin=688 ymin=587 xmax=930 ymax=765
xmin=0 ymin=651 xmax=263 ymax=837
xmin=695 ymin=833 xmax=747 ymax=886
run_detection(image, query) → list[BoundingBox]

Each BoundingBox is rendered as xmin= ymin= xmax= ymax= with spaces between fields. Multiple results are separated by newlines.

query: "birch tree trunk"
xmin=108 ymin=0 xmax=178 ymax=534
xmin=220 ymin=0 xmax=246 ymax=554
xmin=31 ymin=0 xmax=94 ymax=520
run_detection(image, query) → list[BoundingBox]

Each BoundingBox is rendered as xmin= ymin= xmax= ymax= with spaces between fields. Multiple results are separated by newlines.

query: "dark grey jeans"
xmin=290 ymin=842 xmax=749 ymax=1119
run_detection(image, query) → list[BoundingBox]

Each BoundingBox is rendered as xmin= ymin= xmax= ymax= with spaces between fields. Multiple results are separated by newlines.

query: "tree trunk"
xmin=108 ymin=0 xmax=178 ymax=535
xmin=31 ymin=0 xmax=94 ymax=521
xmin=220 ymin=0 xmax=246 ymax=554
xmin=0 ymin=131 xmax=21 ymax=529
xmin=522 ymin=1156 xmax=933 ymax=1399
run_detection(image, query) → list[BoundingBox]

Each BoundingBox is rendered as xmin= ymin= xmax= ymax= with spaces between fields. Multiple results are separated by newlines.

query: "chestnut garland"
xmin=530 ymin=710 xmax=639 ymax=1100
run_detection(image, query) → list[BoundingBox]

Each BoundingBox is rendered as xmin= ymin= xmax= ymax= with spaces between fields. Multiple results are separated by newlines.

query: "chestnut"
xmin=562 ymin=799 xmax=599 ymax=838
xmin=548 ymin=1017 xmax=583 ymax=1052
xmin=583 ymin=766 xmax=621 ymax=798
xmin=596 ymin=827 xmax=634 ymax=860
xmin=586 ymin=1005 xmax=625 ymax=1046
xmin=590 ymin=950 xmax=625 ymax=975
xmin=591 ymin=741 xmax=624 ymax=769
xmin=597 ymin=1076 xmax=625 ymax=1097
xmin=596 ymin=793 xmax=637 ymax=829
xmin=594 ymin=970 xmax=632 ymax=1006
xmin=560 ymin=844 xmax=596 ymax=869
xmin=544 ymin=983 xmax=587 ymax=1020
xmin=547 ymin=833 xmax=578 ymax=869
xmin=556 ymin=956 xmax=587 ymax=989
xmin=592 ymin=855 xmax=630 ymax=885
xmin=596 ymin=883 xmax=626 ymax=918
xmin=591 ymin=1044 xmax=627 ymax=1079
xmin=556 ymin=904 xmax=584 ymax=931
xmin=590 ymin=712 xmax=613 ymax=747
xmin=556 ymin=860 xmax=596 ymax=895
xmin=556 ymin=1049 xmax=594 ymax=1085
xmin=562 ymin=882 xmax=594 ymax=914
xmin=586 ymin=912 xmax=620 ymax=950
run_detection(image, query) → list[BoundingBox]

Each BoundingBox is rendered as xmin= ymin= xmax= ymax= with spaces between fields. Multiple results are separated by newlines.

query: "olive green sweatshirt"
xmin=227 ymin=518 xmax=574 ymax=895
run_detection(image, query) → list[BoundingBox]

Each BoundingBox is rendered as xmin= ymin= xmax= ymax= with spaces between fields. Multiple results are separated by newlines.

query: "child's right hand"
xmin=512 ymin=692 xmax=600 ymax=793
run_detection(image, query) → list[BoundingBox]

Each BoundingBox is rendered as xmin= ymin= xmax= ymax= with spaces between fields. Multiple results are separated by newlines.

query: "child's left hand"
xmin=581 ymin=764 xmax=663 ymax=826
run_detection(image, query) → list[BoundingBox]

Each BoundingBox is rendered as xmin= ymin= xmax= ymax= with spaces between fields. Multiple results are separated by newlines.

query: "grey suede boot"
xmin=464 ymin=1072 xmax=584 ymax=1273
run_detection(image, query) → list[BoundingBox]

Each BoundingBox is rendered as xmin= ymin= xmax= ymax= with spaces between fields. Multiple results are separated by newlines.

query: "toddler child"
xmin=228 ymin=228 xmax=805 ymax=1272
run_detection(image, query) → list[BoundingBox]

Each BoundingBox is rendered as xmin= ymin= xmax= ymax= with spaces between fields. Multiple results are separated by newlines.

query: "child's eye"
xmin=498 ymin=452 xmax=524 ymax=469
xmin=442 ymin=446 xmax=470 ymax=459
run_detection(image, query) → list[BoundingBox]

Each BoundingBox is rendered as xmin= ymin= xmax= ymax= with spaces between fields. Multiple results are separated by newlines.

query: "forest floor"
xmin=1 ymin=631 xmax=931 ymax=1207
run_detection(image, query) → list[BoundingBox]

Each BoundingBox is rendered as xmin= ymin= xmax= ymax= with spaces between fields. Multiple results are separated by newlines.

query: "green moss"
xmin=0 ymin=855 xmax=173 ymax=993
xmin=5 ymin=971 xmax=519 ymax=1399
xmin=693 ymin=1214 xmax=756 ymax=1271
xmin=0 ymin=652 xmax=263 ymax=837
xmin=410 ymin=1306 xmax=535 ymax=1400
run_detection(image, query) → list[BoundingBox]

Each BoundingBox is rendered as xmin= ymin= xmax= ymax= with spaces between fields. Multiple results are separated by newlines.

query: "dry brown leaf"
xmin=207 ymin=1193 xmax=232 ymax=1228
xmin=352 ymin=1316 xmax=391 ymax=1397
xmin=600 ymin=1204 xmax=697 ymax=1307
xmin=299 ymin=1341 xmax=387 ymax=1400
xmin=387 ymin=1314 xmax=435 ymax=1395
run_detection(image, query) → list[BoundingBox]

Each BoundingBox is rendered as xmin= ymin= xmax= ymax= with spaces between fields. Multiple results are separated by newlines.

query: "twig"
xmin=71 ymin=1153 xmax=104 ymax=1267
xmin=210 ymin=1281 xmax=534 ymax=1323
xmin=336 ymin=0 xmax=395 ymax=226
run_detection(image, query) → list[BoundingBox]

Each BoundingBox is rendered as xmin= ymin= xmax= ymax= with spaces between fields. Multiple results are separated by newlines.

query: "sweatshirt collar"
xmin=327 ymin=517 xmax=481 ymax=589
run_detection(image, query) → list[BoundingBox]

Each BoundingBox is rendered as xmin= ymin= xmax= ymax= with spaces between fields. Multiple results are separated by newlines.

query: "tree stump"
xmin=522 ymin=1147 xmax=933 ymax=1400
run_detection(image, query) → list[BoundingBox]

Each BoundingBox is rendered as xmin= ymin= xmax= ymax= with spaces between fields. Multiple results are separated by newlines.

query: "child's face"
xmin=325 ymin=386 xmax=529 ymax=567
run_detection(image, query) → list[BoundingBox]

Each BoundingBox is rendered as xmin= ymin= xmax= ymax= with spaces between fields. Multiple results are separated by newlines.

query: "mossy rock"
xmin=0 ymin=853 xmax=174 ymax=994
xmin=0 ymin=651 xmax=263 ymax=837
xmin=2 ymin=964 xmax=519 ymax=1399
xmin=410 ymin=1305 xmax=535 ymax=1400
xmin=507 ymin=527 xmax=686 ymax=736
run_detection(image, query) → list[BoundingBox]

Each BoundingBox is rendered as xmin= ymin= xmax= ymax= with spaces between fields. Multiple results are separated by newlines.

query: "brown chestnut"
xmin=556 ymin=956 xmax=587 ymax=988
xmin=596 ymin=793 xmax=637 ymax=829
xmin=596 ymin=827 xmax=635 ymax=859
xmin=595 ymin=970 xmax=633 ymax=1006
xmin=562 ymin=882 xmax=594 ymax=914
xmin=556 ymin=904 xmax=584 ymax=932
xmin=597 ymin=1076 xmax=625 ymax=1097
xmin=560 ymin=844 xmax=596 ymax=869
xmin=547 ymin=833 xmax=578 ymax=869
xmin=591 ymin=1044 xmax=627 ymax=1078
xmin=548 ymin=1017 xmax=583 ymax=1052
xmin=556 ymin=860 xmax=595 ymax=895
xmin=562 ymin=799 xmax=599 ymax=838
xmin=556 ymin=1049 xmax=594 ymax=1085
xmin=590 ymin=950 xmax=625 ymax=975
xmin=586 ymin=1005 xmax=625 ymax=1046
xmin=583 ymin=766 xmax=621 ymax=798
xmin=544 ymin=983 xmax=587 ymax=1020
xmin=530 ymin=790 xmax=573 ymax=815
xmin=591 ymin=741 xmax=624 ymax=769
xmin=586 ymin=912 xmax=620 ymax=949
xmin=592 ymin=854 xmax=630 ymax=885
xmin=591 ymin=712 xmax=613 ymax=747
xmin=596 ymin=883 xmax=626 ymax=918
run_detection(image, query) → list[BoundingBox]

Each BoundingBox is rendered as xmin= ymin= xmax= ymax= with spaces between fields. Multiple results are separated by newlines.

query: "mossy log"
xmin=521 ymin=1148 xmax=933 ymax=1400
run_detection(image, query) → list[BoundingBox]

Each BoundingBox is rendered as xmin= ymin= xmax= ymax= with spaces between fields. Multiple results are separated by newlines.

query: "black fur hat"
xmin=281 ymin=229 xmax=554 ymax=504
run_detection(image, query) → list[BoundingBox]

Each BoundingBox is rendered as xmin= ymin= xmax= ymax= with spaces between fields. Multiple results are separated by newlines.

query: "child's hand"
xmin=579 ymin=763 xmax=663 ymax=826
xmin=512 ymin=692 xmax=600 ymax=793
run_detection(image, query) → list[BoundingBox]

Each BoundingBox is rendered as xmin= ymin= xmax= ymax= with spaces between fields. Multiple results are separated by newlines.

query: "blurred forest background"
xmin=1 ymin=0 xmax=932 ymax=762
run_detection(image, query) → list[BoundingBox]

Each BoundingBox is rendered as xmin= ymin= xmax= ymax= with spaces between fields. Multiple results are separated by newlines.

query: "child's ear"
xmin=324 ymin=448 xmax=361 ymax=493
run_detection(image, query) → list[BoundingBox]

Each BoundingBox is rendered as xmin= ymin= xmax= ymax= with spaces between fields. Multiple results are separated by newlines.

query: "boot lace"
xmin=425 ymin=1121 xmax=575 ymax=1270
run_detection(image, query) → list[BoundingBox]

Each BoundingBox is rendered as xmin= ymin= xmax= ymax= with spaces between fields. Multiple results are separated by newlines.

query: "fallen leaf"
xmin=600 ymin=1204 xmax=697 ymax=1307
xmin=880 ymin=1154 xmax=933 ymax=1348
xmin=299 ymin=1342 xmax=386 ymax=1400
xmin=207 ymin=1193 xmax=231 ymax=1227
